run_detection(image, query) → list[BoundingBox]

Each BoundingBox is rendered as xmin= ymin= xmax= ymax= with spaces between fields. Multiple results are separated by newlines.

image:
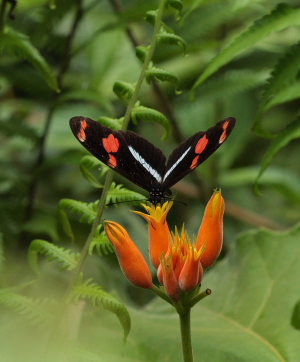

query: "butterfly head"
xmin=149 ymin=188 xmax=172 ymax=206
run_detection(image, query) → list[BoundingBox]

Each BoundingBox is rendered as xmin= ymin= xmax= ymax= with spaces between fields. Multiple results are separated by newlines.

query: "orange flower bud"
xmin=133 ymin=202 xmax=172 ymax=269
xmin=104 ymin=221 xmax=152 ymax=289
xmin=160 ymin=255 xmax=180 ymax=300
xmin=178 ymin=246 xmax=204 ymax=292
xmin=197 ymin=190 xmax=225 ymax=268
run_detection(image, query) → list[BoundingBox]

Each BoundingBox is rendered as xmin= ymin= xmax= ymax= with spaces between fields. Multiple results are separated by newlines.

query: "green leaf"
xmin=146 ymin=66 xmax=178 ymax=88
xmin=157 ymin=33 xmax=186 ymax=53
xmin=59 ymin=199 xmax=98 ymax=224
xmin=88 ymin=226 xmax=114 ymax=256
xmin=193 ymin=4 xmax=300 ymax=89
xmin=106 ymin=183 xmax=145 ymax=205
xmin=0 ymin=27 xmax=58 ymax=91
xmin=263 ymin=82 xmax=300 ymax=111
xmin=167 ymin=0 xmax=183 ymax=12
xmin=79 ymin=155 xmax=104 ymax=189
xmin=70 ymin=279 xmax=131 ymax=341
xmin=98 ymin=116 xmax=123 ymax=130
xmin=291 ymin=300 xmax=300 ymax=330
xmin=28 ymin=239 xmax=80 ymax=273
xmin=58 ymin=209 xmax=74 ymax=242
xmin=145 ymin=10 xmax=158 ymax=26
xmin=197 ymin=69 xmax=268 ymax=101
xmin=131 ymin=105 xmax=170 ymax=139
xmin=135 ymin=45 xmax=149 ymax=62
xmin=255 ymin=118 xmax=300 ymax=190
xmin=113 ymin=81 xmax=135 ymax=104
xmin=220 ymin=166 xmax=300 ymax=203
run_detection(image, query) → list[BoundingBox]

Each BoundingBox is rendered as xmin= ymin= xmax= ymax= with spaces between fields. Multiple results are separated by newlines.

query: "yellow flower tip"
xmin=210 ymin=189 xmax=225 ymax=217
xmin=141 ymin=201 xmax=173 ymax=222
xmin=104 ymin=221 xmax=127 ymax=245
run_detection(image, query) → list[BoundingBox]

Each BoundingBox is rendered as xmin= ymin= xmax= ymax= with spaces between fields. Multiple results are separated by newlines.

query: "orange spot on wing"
xmin=190 ymin=155 xmax=199 ymax=169
xmin=108 ymin=154 xmax=117 ymax=168
xmin=195 ymin=135 xmax=209 ymax=154
xmin=77 ymin=120 xmax=88 ymax=142
xmin=102 ymin=134 xmax=120 ymax=153
xmin=219 ymin=120 xmax=230 ymax=144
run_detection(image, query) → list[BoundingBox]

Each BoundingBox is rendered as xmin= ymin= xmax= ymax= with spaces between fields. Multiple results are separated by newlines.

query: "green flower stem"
xmin=179 ymin=308 xmax=194 ymax=362
xmin=189 ymin=288 xmax=211 ymax=308
xmin=151 ymin=284 xmax=173 ymax=305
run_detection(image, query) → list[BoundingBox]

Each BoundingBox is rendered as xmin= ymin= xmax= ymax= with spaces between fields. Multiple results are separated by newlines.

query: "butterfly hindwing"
xmin=162 ymin=118 xmax=236 ymax=189
xmin=69 ymin=117 xmax=166 ymax=192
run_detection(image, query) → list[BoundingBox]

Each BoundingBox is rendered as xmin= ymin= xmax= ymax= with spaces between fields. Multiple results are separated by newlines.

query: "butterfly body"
xmin=70 ymin=116 xmax=236 ymax=205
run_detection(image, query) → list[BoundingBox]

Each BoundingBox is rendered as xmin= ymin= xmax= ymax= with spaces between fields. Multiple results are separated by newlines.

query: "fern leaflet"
xmin=193 ymin=4 xmax=300 ymax=89
xmin=0 ymin=27 xmax=58 ymax=90
xmin=59 ymin=199 xmax=98 ymax=224
xmin=28 ymin=239 xmax=80 ymax=273
xmin=70 ymin=279 xmax=131 ymax=340
xmin=106 ymin=183 xmax=145 ymax=205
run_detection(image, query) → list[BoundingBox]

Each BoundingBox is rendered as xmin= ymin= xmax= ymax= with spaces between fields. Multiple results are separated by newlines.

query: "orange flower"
xmin=197 ymin=190 xmax=225 ymax=268
xmin=104 ymin=221 xmax=152 ymax=289
xmin=133 ymin=202 xmax=172 ymax=269
xmin=159 ymin=227 xmax=205 ymax=299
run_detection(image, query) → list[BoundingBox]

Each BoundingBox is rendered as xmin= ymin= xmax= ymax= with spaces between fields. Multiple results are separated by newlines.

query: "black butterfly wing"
xmin=69 ymin=116 xmax=166 ymax=192
xmin=162 ymin=118 xmax=236 ymax=189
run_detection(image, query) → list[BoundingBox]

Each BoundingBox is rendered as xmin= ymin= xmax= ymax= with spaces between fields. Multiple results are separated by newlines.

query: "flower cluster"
xmin=104 ymin=190 xmax=224 ymax=301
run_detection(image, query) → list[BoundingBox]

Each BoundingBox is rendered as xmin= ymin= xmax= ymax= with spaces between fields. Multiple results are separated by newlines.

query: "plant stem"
xmin=179 ymin=308 xmax=194 ymax=362
xmin=65 ymin=0 xmax=168 ymax=290
xmin=121 ymin=0 xmax=167 ymax=130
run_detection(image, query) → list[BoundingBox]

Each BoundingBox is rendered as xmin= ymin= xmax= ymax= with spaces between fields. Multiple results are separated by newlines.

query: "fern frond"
xmin=79 ymin=155 xmax=105 ymax=189
xmin=198 ymin=69 xmax=268 ymax=100
xmin=193 ymin=4 xmax=300 ymax=89
xmin=106 ymin=183 xmax=145 ymax=205
xmin=0 ymin=27 xmax=58 ymax=90
xmin=0 ymin=290 xmax=53 ymax=326
xmin=59 ymin=199 xmax=98 ymax=224
xmin=259 ymin=42 xmax=300 ymax=109
xmin=70 ymin=279 xmax=131 ymax=340
xmin=255 ymin=118 xmax=300 ymax=190
xmin=28 ymin=239 xmax=80 ymax=273
xmin=88 ymin=226 xmax=114 ymax=256
xmin=131 ymin=105 xmax=170 ymax=139
xmin=264 ymin=82 xmax=300 ymax=110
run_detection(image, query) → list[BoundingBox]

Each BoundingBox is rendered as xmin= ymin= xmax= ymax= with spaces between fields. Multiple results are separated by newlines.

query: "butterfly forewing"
xmin=69 ymin=117 xmax=166 ymax=192
xmin=162 ymin=118 xmax=236 ymax=189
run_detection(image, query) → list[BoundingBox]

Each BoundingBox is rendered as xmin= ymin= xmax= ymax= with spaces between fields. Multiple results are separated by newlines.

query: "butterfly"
xmin=70 ymin=116 xmax=236 ymax=205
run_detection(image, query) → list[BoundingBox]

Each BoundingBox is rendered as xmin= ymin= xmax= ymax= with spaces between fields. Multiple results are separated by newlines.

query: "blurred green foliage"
xmin=0 ymin=0 xmax=300 ymax=361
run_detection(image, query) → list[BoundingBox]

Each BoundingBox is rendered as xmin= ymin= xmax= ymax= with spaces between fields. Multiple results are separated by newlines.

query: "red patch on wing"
xmin=190 ymin=155 xmax=199 ymax=169
xmin=108 ymin=154 xmax=117 ymax=168
xmin=77 ymin=120 xmax=88 ymax=142
xmin=102 ymin=134 xmax=120 ymax=153
xmin=195 ymin=135 xmax=209 ymax=154
xmin=219 ymin=120 xmax=230 ymax=144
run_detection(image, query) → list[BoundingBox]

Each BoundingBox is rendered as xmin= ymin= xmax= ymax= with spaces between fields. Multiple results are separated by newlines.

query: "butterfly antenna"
xmin=106 ymin=198 xmax=148 ymax=207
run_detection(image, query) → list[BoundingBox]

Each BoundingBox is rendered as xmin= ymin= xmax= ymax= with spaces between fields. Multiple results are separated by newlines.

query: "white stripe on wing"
xmin=163 ymin=146 xmax=191 ymax=182
xmin=128 ymin=145 xmax=162 ymax=183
